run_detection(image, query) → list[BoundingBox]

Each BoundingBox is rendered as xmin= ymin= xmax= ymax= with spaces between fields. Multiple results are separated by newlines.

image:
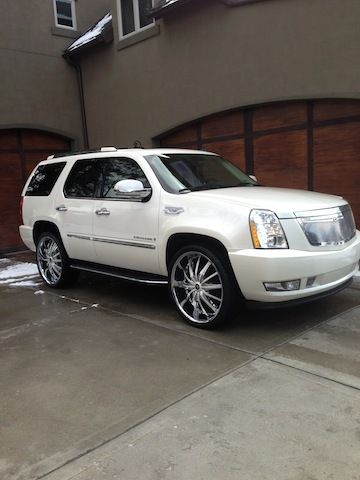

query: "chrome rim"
xmin=37 ymin=236 xmax=63 ymax=285
xmin=171 ymin=251 xmax=223 ymax=324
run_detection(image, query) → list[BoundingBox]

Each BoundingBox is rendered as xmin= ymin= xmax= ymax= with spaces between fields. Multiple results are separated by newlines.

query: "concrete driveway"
xmin=1 ymin=253 xmax=360 ymax=480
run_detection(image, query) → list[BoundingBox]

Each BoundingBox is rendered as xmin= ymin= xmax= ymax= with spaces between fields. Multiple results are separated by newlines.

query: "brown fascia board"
xmin=151 ymin=0 xmax=270 ymax=18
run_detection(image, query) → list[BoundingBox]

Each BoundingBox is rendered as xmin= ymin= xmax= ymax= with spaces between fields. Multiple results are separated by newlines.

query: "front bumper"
xmin=228 ymin=232 xmax=360 ymax=303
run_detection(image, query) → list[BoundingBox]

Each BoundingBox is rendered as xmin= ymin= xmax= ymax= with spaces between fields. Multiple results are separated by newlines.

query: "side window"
xmin=101 ymin=158 xmax=150 ymax=199
xmin=26 ymin=162 xmax=66 ymax=196
xmin=64 ymin=159 xmax=101 ymax=198
xmin=53 ymin=0 xmax=77 ymax=30
xmin=118 ymin=0 xmax=154 ymax=38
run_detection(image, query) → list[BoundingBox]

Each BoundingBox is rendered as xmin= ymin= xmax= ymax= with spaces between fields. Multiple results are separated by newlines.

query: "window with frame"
xmin=118 ymin=0 xmax=154 ymax=38
xmin=26 ymin=162 xmax=66 ymax=196
xmin=101 ymin=158 xmax=150 ymax=198
xmin=53 ymin=0 xmax=77 ymax=29
xmin=64 ymin=159 xmax=102 ymax=198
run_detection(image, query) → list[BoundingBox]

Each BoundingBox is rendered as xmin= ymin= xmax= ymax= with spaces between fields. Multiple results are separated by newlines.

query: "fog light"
xmin=264 ymin=280 xmax=301 ymax=292
xmin=306 ymin=276 xmax=316 ymax=288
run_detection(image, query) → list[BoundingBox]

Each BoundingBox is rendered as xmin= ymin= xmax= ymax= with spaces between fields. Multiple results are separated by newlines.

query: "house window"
xmin=53 ymin=0 xmax=77 ymax=30
xmin=118 ymin=0 xmax=154 ymax=38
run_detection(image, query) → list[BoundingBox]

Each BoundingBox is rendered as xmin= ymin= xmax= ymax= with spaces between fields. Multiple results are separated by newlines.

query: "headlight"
xmin=249 ymin=209 xmax=288 ymax=249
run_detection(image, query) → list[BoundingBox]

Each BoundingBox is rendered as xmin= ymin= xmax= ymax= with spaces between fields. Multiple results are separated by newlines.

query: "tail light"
xmin=20 ymin=196 xmax=24 ymax=225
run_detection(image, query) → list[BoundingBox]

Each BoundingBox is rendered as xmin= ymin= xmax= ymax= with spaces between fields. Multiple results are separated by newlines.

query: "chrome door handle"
xmin=56 ymin=205 xmax=67 ymax=212
xmin=95 ymin=208 xmax=110 ymax=216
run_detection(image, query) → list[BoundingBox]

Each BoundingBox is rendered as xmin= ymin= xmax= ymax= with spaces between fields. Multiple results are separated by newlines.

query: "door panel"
xmin=93 ymin=198 xmax=159 ymax=274
xmin=92 ymin=157 xmax=159 ymax=274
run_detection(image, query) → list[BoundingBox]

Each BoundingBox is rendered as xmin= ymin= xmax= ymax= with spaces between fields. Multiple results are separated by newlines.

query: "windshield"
xmin=144 ymin=153 xmax=257 ymax=194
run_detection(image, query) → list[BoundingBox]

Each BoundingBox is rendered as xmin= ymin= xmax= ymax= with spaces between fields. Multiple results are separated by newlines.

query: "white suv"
xmin=20 ymin=147 xmax=360 ymax=328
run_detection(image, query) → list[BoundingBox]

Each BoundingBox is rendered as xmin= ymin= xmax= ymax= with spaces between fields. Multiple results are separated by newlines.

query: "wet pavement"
xmin=1 ymin=252 xmax=360 ymax=480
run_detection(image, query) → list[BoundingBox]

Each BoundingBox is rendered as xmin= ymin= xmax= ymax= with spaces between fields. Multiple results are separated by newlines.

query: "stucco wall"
xmin=80 ymin=0 xmax=360 ymax=148
xmin=0 ymin=0 xmax=111 ymax=147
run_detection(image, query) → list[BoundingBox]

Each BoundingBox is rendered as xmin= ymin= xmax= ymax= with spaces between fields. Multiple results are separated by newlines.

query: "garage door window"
xmin=26 ymin=162 xmax=66 ymax=196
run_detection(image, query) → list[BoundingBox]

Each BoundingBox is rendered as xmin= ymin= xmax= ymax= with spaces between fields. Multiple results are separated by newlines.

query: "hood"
xmin=190 ymin=187 xmax=346 ymax=218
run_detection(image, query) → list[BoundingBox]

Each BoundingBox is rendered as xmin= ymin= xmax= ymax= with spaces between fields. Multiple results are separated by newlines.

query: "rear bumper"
xmin=19 ymin=226 xmax=35 ymax=251
xmin=228 ymin=232 xmax=360 ymax=303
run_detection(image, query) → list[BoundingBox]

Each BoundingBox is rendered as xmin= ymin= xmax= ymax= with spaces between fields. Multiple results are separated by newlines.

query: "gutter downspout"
xmin=63 ymin=54 xmax=89 ymax=149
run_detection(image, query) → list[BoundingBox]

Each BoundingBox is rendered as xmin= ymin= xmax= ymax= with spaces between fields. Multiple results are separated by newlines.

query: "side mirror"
xmin=249 ymin=175 xmax=257 ymax=183
xmin=113 ymin=179 xmax=151 ymax=201
xmin=114 ymin=179 xmax=144 ymax=192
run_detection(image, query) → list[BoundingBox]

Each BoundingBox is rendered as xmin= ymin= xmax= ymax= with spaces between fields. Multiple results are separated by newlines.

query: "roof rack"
xmin=47 ymin=144 xmax=145 ymax=160
xmin=48 ymin=147 xmax=119 ymax=160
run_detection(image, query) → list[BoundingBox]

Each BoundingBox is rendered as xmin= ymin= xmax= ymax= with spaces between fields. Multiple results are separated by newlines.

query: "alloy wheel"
xmin=37 ymin=236 xmax=63 ymax=285
xmin=171 ymin=251 xmax=223 ymax=324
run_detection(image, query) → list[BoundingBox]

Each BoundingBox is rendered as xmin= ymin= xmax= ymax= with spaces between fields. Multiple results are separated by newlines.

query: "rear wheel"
xmin=169 ymin=245 xmax=234 ymax=329
xmin=36 ymin=233 xmax=77 ymax=288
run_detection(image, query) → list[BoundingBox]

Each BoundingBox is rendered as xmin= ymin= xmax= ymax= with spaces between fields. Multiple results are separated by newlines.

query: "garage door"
xmin=0 ymin=129 xmax=71 ymax=253
xmin=159 ymin=100 xmax=360 ymax=227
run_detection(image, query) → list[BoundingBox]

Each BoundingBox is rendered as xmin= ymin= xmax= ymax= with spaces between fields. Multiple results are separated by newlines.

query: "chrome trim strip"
xmin=92 ymin=236 xmax=156 ymax=249
xmin=67 ymin=234 xmax=156 ymax=249
xmin=67 ymin=233 xmax=92 ymax=241
xmin=70 ymin=265 xmax=168 ymax=285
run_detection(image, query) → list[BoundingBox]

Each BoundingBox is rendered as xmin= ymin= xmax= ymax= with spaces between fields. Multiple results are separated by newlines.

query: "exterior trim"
xmin=70 ymin=264 xmax=167 ymax=284
xmin=117 ymin=23 xmax=160 ymax=51
xmin=51 ymin=26 xmax=79 ymax=38
xmin=67 ymin=233 xmax=156 ymax=249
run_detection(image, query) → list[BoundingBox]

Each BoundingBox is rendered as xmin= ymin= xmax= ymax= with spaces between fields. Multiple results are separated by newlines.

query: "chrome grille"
xmin=295 ymin=204 xmax=356 ymax=246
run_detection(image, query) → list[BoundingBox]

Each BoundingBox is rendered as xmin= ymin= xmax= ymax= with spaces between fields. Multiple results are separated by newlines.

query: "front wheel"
xmin=36 ymin=233 xmax=77 ymax=288
xmin=169 ymin=245 xmax=234 ymax=329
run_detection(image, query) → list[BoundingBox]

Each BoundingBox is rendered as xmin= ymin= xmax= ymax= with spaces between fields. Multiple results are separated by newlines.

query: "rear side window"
xmin=64 ymin=159 xmax=101 ymax=198
xmin=26 ymin=162 xmax=66 ymax=196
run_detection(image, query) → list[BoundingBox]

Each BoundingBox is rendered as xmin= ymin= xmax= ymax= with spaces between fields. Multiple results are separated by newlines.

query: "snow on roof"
xmin=67 ymin=12 xmax=112 ymax=53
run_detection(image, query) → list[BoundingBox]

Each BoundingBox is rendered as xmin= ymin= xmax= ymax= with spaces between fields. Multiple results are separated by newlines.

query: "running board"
xmin=69 ymin=260 xmax=168 ymax=285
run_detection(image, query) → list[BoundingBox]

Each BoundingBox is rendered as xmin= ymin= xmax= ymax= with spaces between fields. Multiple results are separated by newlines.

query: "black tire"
xmin=169 ymin=244 xmax=235 ymax=329
xmin=36 ymin=232 xmax=78 ymax=288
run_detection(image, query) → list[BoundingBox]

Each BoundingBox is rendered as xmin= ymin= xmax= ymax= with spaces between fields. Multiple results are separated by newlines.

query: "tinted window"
xmin=64 ymin=159 xmax=101 ymax=198
xmin=101 ymin=158 xmax=150 ymax=199
xmin=26 ymin=162 xmax=66 ymax=196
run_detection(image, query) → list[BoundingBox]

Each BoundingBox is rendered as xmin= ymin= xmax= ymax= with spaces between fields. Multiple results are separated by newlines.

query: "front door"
xmin=93 ymin=157 xmax=160 ymax=274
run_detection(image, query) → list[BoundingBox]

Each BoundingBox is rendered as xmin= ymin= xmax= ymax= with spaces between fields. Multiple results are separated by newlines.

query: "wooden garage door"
xmin=159 ymin=100 xmax=360 ymax=227
xmin=0 ymin=129 xmax=71 ymax=253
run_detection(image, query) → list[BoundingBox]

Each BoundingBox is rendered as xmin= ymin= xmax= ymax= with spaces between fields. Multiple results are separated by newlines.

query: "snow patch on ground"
xmin=10 ymin=280 xmax=42 ymax=288
xmin=0 ymin=262 xmax=40 ymax=288
xmin=34 ymin=290 xmax=45 ymax=295
xmin=0 ymin=262 xmax=39 ymax=280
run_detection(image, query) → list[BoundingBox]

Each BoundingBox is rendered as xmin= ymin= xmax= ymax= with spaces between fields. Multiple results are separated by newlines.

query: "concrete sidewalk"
xmin=1 ymin=254 xmax=360 ymax=479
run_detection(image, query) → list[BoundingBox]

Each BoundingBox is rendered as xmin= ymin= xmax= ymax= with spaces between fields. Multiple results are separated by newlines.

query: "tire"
xmin=36 ymin=232 xmax=78 ymax=288
xmin=169 ymin=244 xmax=234 ymax=329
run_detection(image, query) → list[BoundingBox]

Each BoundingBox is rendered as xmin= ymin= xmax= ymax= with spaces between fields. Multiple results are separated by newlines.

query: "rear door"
xmin=55 ymin=158 xmax=101 ymax=261
xmin=93 ymin=157 xmax=160 ymax=274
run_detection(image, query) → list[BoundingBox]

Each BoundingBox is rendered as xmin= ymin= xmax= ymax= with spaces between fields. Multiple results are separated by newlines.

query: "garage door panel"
xmin=21 ymin=130 xmax=70 ymax=151
xmin=253 ymin=103 xmax=307 ymax=132
xmin=314 ymin=100 xmax=360 ymax=123
xmin=253 ymin=130 xmax=308 ymax=189
xmin=0 ymin=129 xmax=71 ymax=253
xmin=202 ymin=139 xmax=245 ymax=170
xmin=0 ymin=131 xmax=18 ymax=150
xmin=160 ymin=125 xmax=198 ymax=146
xmin=201 ymin=111 xmax=244 ymax=139
xmin=313 ymin=123 xmax=360 ymax=193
